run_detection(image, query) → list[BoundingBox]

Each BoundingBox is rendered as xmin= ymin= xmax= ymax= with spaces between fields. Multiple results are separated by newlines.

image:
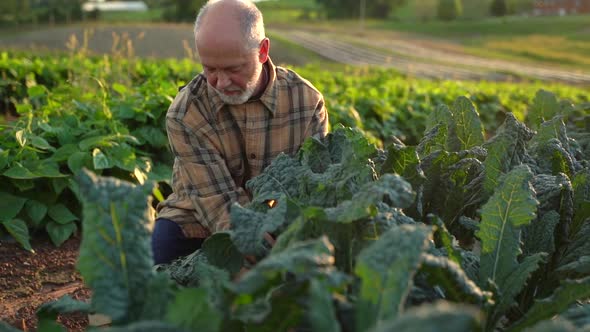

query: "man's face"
xmin=198 ymin=39 xmax=264 ymax=105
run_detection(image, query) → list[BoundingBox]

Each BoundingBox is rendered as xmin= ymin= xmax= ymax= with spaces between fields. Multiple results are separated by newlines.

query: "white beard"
xmin=210 ymin=65 xmax=263 ymax=105
xmin=213 ymin=84 xmax=257 ymax=105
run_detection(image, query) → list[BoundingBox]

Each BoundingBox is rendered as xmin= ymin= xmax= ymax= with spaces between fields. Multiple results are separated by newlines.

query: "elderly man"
xmin=152 ymin=0 xmax=329 ymax=264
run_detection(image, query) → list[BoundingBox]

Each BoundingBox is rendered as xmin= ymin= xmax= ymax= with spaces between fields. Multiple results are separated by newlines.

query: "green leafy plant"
xmin=8 ymin=96 xmax=587 ymax=330
xmin=1 ymin=51 xmax=590 ymax=331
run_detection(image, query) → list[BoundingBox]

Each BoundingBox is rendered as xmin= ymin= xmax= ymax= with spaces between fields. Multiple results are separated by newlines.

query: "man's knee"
xmin=151 ymin=218 xmax=204 ymax=265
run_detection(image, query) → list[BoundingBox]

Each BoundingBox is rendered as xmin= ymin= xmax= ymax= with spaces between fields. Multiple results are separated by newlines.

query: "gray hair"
xmin=194 ymin=0 xmax=265 ymax=50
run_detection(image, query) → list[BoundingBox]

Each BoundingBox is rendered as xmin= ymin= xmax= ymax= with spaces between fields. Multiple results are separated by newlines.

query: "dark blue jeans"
xmin=151 ymin=218 xmax=204 ymax=265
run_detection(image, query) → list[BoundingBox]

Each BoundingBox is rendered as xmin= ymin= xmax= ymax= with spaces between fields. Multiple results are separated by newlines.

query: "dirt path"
xmin=272 ymin=29 xmax=590 ymax=85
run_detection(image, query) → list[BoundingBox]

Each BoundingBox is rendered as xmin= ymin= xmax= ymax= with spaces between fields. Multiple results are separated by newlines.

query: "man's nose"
xmin=216 ymin=72 xmax=231 ymax=90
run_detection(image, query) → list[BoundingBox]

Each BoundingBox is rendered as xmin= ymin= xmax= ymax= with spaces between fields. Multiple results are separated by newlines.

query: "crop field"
xmin=276 ymin=13 xmax=590 ymax=73
xmin=0 ymin=24 xmax=335 ymax=67
xmin=1 ymin=2 xmax=590 ymax=330
xmin=1 ymin=49 xmax=589 ymax=331
xmin=2 ymin=19 xmax=590 ymax=85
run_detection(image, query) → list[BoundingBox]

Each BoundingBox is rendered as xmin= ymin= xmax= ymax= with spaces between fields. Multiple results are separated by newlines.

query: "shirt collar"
xmin=257 ymin=57 xmax=279 ymax=116
xmin=206 ymin=57 xmax=279 ymax=118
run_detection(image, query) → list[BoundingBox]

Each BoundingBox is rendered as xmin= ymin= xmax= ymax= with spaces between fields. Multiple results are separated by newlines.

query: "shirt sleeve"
xmin=306 ymin=95 xmax=329 ymax=140
xmin=165 ymin=111 xmax=250 ymax=233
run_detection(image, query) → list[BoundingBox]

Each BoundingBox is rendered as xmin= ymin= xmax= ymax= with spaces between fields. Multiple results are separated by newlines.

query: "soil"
xmin=0 ymin=234 xmax=90 ymax=331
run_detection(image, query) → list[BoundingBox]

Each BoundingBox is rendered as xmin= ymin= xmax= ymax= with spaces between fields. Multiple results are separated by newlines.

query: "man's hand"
xmin=263 ymin=232 xmax=276 ymax=247
xmin=238 ymin=232 xmax=277 ymax=280
xmin=243 ymin=232 xmax=276 ymax=264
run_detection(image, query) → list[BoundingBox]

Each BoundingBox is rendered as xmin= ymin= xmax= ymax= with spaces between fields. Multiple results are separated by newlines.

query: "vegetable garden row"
xmin=1 ymin=52 xmax=589 ymax=331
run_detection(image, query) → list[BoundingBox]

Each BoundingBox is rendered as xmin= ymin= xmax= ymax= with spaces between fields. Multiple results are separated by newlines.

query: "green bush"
xmin=162 ymin=0 xmax=206 ymax=22
xmin=490 ymin=0 xmax=508 ymax=16
xmin=315 ymin=0 xmax=407 ymax=19
xmin=414 ymin=0 xmax=439 ymax=21
xmin=0 ymin=0 xmax=85 ymax=26
xmin=437 ymin=0 xmax=463 ymax=20
xmin=461 ymin=0 xmax=491 ymax=19
xmin=507 ymin=0 xmax=535 ymax=14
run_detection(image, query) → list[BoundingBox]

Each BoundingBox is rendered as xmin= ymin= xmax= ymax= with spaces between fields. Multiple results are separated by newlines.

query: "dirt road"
xmin=272 ymin=29 xmax=590 ymax=85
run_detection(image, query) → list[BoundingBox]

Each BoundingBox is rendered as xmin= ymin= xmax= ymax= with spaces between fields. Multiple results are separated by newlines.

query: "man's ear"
xmin=259 ymin=38 xmax=270 ymax=63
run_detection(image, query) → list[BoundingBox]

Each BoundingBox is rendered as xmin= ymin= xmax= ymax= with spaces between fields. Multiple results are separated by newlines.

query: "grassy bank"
xmin=273 ymin=13 xmax=590 ymax=72
xmin=369 ymin=14 xmax=590 ymax=71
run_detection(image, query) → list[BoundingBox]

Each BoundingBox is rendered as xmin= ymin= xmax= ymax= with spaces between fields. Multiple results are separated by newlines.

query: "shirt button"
xmin=250 ymin=153 xmax=256 ymax=160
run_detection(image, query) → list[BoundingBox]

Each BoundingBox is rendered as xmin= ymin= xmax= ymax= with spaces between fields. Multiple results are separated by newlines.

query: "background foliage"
xmin=1 ymin=51 xmax=588 ymax=250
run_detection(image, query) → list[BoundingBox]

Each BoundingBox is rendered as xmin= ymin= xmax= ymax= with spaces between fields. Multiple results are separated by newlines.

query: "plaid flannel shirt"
xmin=156 ymin=58 xmax=329 ymax=238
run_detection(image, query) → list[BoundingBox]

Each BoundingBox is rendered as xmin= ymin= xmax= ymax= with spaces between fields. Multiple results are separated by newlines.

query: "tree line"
xmin=0 ymin=0 xmax=89 ymax=26
xmin=165 ymin=0 xmax=534 ymax=22
xmin=314 ymin=0 xmax=534 ymax=20
xmin=0 ymin=0 xmax=537 ymax=26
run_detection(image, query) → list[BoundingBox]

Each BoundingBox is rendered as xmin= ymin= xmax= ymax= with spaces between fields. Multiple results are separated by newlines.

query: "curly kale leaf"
xmin=230 ymin=195 xmax=291 ymax=257
xmin=477 ymin=166 xmax=546 ymax=324
xmin=419 ymin=254 xmax=493 ymax=306
xmin=524 ymin=173 xmax=573 ymax=259
xmin=559 ymin=221 xmax=590 ymax=278
xmin=231 ymin=236 xmax=344 ymax=296
xmin=417 ymin=123 xmax=448 ymax=158
xmin=76 ymin=169 xmax=171 ymax=324
xmin=511 ymin=277 xmax=590 ymax=332
xmin=527 ymin=90 xmax=571 ymax=130
xmin=355 ymin=224 xmax=433 ymax=331
xmin=323 ymin=174 xmax=415 ymax=223
xmin=246 ymin=126 xmax=379 ymax=208
xmin=483 ymin=113 xmax=534 ymax=196
xmin=572 ymin=169 xmax=590 ymax=236
xmin=447 ymin=97 xmax=485 ymax=152
xmin=370 ymin=301 xmax=483 ymax=332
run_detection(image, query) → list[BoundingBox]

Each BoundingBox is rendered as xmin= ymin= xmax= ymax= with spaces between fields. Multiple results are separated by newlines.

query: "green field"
xmin=267 ymin=31 xmax=340 ymax=68
xmin=258 ymin=0 xmax=590 ymax=72
xmin=375 ymin=14 xmax=590 ymax=38
xmin=367 ymin=14 xmax=590 ymax=70
xmin=269 ymin=14 xmax=590 ymax=72
xmin=1 ymin=51 xmax=590 ymax=331
xmin=257 ymin=0 xmax=321 ymax=23
xmin=98 ymin=8 xmax=166 ymax=22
